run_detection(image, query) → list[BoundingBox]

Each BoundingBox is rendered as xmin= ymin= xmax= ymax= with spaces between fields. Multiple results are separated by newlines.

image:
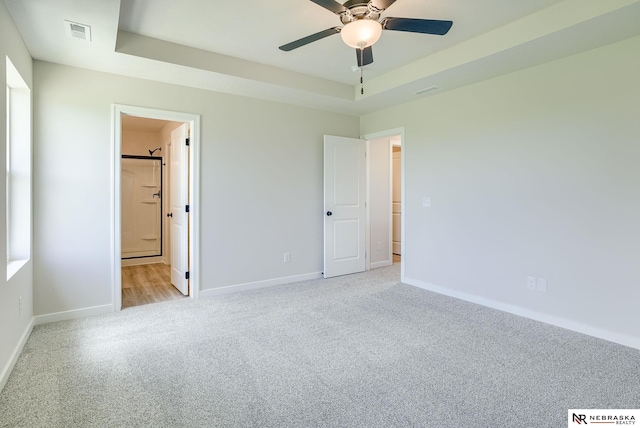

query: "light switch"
xmin=526 ymin=276 xmax=536 ymax=290
xmin=422 ymin=197 xmax=431 ymax=207
xmin=536 ymin=278 xmax=547 ymax=293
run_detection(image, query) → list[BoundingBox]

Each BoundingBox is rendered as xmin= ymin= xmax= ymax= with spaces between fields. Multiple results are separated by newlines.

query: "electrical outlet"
xmin=376 ymin=241 xmax=382 ymax=251
xmin=18 ymin=296 xmax=23 ymax=315
xmin=283 ymin=252 xmax=290 ymax=263
xmin=526 ymin=276 xmax=536 ymax=290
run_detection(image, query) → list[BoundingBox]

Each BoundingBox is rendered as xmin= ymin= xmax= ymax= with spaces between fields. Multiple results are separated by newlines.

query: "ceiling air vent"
xmin=65 ymin=20 xmax=91 ymax=42
xmin=415 ymin=86 xmax=439 ymax=96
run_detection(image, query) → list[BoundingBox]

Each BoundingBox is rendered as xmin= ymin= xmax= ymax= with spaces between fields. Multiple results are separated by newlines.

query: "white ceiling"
xmin=5 ymin=0 xmax=640 ymax=115
xmin=117 ymin=0 xmax=562 ymax=85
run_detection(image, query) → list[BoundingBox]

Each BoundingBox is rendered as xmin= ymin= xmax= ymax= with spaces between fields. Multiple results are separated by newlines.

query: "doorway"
xmin=120 ymin=117 xmax=184 ymax=308
xmin=391 ymin=138 xmax=402 ymax=264
xmin=322 ymin=129 xmax=405 ymax=280
xmin=364 ymin=128 xmax=404 ymax=279
xmin=112 ymin=105 xmax=201 ymax=311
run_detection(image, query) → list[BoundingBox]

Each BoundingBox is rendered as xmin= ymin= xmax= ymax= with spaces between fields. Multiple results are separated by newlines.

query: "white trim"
xmin=0 ymin=317 xmax=34 ymax=392
xmin=404 ymin=276 xmax=640 ymax=351
xmin=388 ymin=142 xmax=394 ymax=264
xmin=33 ymin=305 xmax=113 ymax=325
xmin=361 ymin=128 xmax=405 ymax=143
xmin=370 ymin=260 xmax=392 ymax=269
xmin=399 ymin=133 xmax=405 ymax=282
xmin=199 ymin=272 xmax=323 ymax=298
xmin=112 ymin=104 xmax=201 ymax=311
xmin=111 ymin=106 xmax=122 ymax=310
xmin=365 ymin=139 xmax=371 ymax=271
xmin=6 ymin=259 xmax=28 ymax=280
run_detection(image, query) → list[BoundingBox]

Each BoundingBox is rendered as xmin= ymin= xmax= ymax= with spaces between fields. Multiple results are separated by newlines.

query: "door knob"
xmin=167 ymin=213 xmax=173 ymax=218
xmin=326 ymin=211 xmax=332 ymax=216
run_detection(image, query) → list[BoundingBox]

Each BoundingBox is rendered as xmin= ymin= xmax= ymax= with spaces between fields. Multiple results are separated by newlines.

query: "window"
xmin=6 ymin=56 xmax=31 ymax=280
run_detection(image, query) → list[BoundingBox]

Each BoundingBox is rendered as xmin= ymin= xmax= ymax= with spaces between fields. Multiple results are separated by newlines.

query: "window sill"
xmin=7 ymin=259 xmax=28 ymax=281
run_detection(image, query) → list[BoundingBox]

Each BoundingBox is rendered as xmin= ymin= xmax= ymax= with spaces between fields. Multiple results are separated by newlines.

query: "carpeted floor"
xmin=1 ymin=264 xmax=639 ymax=427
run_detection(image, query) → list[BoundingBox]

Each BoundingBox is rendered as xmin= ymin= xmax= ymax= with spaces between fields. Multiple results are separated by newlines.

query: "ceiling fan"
xmin=279 ymin=0 xmax=453 ymax=68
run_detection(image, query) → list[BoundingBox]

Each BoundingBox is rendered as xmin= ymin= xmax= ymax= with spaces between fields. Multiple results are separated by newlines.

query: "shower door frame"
xmin=121 ymin=155 xmax=164 ymax=260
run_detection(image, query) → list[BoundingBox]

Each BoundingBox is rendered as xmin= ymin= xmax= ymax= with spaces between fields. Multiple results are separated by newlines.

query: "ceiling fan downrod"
xmin=359 ymin=46 xmax=365 ymax=95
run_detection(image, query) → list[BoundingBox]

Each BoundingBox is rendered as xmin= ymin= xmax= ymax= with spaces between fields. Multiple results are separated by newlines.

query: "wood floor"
xmin=123 ymin=255 xmax=398 ymax=309
xmin=121 ymin=263 xmax=186 ymax=309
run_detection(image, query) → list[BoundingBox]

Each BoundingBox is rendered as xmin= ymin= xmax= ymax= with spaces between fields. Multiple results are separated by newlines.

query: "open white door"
xmin=169 ymin=123 xmax=189 ymax=295
xmin=324 ymin=135 xmax=366 ymax=278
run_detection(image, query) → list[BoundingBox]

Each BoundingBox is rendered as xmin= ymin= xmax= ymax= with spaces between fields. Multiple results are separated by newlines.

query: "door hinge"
xmin=185 ymin=271 xmax=190 ymax=280
xmin=185 ymin=204 xmax=190 ymax=213
xmin=185 ymin=137 xmax=190 ymax=146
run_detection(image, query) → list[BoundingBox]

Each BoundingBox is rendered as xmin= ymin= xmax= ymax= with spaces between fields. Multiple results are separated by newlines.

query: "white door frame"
xmin=362 ymin=127 xmax=405 ymax=281
xmin=111 ymin=104 xmax=201 ymax=311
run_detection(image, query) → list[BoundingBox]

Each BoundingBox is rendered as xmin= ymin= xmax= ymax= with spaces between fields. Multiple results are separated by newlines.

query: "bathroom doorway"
xmin=120 ymin=116 xmax=185 ymax=308
xmin=112 ymin=105 xmax=201 ymax=310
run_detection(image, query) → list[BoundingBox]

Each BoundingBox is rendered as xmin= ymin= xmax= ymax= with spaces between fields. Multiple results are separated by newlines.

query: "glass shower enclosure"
xmin=121 ymin=155 xmax=163 ymax=259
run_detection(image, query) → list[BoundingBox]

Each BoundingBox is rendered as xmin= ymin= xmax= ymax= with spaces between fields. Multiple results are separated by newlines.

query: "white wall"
xmin=33 ymin=61 xmax=359 ymax=316
xmin=369 ymin=137 xmax=391 ymax=267
xmin=361 ymin=35 xmax=640 ymax=349
xmin=122 ymin=129 xmax=162 ymax=156
xmin=0 ymin=0 xmax=34 ymax=390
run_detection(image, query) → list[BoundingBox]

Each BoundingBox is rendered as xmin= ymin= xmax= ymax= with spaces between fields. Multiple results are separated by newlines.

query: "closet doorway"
xmin=365 ymin=129 xmax=404 ymax=277
xmin=112 ymin=105 xmax=201 ymax=311
xmin=392 ymin=140 xmax=402 ymax=263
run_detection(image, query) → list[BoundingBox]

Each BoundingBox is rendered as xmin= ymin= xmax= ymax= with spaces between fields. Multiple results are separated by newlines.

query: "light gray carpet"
xmin=1 ymin=264 xmax=639 ymax=427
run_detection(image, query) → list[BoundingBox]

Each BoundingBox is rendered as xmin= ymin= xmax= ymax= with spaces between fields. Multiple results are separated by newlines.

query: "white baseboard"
xmin=34 ymin=304 xmax=114 ymax=325
xmin=200 ymin=272 xmax=323 ymax=298
xmin=404 ymin=276 xmax=640 ymax=351
xmin=0 ymin=317 xmax=34 ymax=393
xmin=370 ymin=260 xmax=392 ymax=269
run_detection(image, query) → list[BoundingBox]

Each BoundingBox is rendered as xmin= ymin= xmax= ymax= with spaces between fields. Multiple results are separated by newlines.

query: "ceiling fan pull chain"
xmin=360 ymin=48 xmax=364 ymax=95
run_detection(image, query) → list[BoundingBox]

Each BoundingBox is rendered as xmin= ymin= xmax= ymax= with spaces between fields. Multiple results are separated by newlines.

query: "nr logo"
xmin=573 ymin=413 xmax=588 ymax=424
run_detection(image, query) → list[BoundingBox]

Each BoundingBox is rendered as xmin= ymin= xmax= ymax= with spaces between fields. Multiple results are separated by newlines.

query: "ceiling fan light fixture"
xmin=340 ymin=19 xmax=382 ymax=49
